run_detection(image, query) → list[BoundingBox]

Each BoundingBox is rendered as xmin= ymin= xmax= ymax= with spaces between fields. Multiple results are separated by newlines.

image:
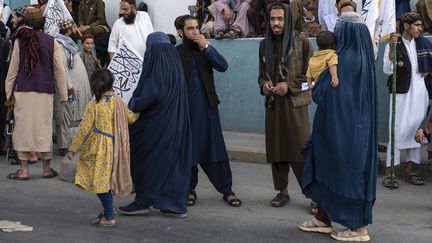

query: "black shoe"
xmin=118 ymin=202 xmax=150 ymax=215
xmin=160 ymin=210 xmax=187 ymax=218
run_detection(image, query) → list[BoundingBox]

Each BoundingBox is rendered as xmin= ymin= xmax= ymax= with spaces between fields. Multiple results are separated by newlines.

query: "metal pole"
xmin=390 ymin=34 xmax=398 ymax=190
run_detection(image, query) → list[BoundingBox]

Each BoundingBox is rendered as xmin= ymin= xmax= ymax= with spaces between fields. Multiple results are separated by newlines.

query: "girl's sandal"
xmin=330 ymin=228 xmax=370 ymax=242
xmin=91 ymin=212 xmax=104 ymax=225
xmin=92 ymin=216 xmax=115 ymax=227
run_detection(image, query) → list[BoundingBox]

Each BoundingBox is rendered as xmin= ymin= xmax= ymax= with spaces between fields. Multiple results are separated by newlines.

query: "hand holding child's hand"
xmin=331 ymin=77 xmax=340 ymax=87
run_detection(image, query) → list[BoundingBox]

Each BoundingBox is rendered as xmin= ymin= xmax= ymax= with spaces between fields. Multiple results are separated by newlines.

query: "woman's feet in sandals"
xmin=223 ymin=192 xmax=242 ymax=207
xmin=298 ymin=217 xmax=334 ymax=234
xmin=187 ymin=191 xmax=197 ymax=207
xmin=7 ymin=169 xmax=29 ymax=180
xmin=382 ymin=175 xmax=398 ymax=189
xmin=405 ymin=172 xmax=425 ymax=185
xmin=331 ymin=228 xmax=370 ymax=242
xmin=271 ymin=193 xmax=290 ymax=207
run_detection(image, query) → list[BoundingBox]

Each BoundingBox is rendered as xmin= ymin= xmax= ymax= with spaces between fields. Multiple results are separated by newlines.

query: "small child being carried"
xmin=306 ymin=31 xmax=339 ymax=89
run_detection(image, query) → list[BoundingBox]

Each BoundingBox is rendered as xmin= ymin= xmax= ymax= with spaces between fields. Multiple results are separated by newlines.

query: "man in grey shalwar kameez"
xmin=55 ymin=20 xmax=92 ymax=156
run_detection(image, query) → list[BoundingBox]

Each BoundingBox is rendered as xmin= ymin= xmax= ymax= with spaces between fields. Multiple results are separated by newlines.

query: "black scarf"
xmin=264 ymin=3 xmax=294 ymax=84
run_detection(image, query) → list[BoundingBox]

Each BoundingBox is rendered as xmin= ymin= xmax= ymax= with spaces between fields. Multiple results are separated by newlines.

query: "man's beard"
xmin=182 ymin=36 xmax=199 ymax=49
xmin=123 ymin=12 xmax=136 ymax=24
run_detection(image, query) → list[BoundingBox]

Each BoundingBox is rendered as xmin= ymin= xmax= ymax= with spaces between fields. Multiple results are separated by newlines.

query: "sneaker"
xmin=118 ymin=202 xmax=150 ymax=215
xmin=160 ymin=210 xmax=188 ymax=218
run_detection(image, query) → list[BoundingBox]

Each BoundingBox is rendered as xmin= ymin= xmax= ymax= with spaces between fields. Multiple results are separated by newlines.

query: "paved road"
xmin=0 ymin=156 xmax=431 ymax=242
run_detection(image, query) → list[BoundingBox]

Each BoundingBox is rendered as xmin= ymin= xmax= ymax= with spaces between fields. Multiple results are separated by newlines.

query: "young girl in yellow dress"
xmin=67 ymin=69 xmax=139 ymax=227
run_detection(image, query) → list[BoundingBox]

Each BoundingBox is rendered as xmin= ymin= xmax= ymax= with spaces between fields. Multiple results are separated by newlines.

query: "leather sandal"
xmin=223 ymin=192 xmax=242 ymax=207
xmin=7 ymin=169 xmax=29 ymax=180
xmin=43 ymin=168 xmax=58 ymax=178
xmin=271 ymin=193 xmax=290 ymax=207
xmin=187 ymin=191 xmax=197 ymax=206
xmin=405 ymin=172 xmax=425 ymax=185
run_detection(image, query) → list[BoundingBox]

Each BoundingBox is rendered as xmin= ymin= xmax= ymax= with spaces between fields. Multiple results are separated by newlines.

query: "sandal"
xmin=224 ymin=30 xmax=240 ymax=39
xmin=91 ymin=212 xmax=104 ymax=224
xmin=214 ymin=31 xmax=225 ymax=39
xmin=382 ymin=175 xmax=398 ymax=189
xmin=7 ymin=169 xmax=29 ymax=180
xmin=223 ymin=192 xmax=242 ymax=207
xmin=271 ymin=193 xmax=290 ymax=207
xmin=92 ymin=216 xmax=116 ymax=227
xmin=298 ymin=217 xmax=334 ymax=234
xmin=331 ymin=228 xmax=370 ymax=242
xmin=187 ymin=191 xmax=197 ymax=206
xmin=43 ymin=168 xmax=58 ymax=178
xmin=405 ymin=172 xmax=425 ymax=185
xmin=310 ymin=201 xmax=318 ymax=215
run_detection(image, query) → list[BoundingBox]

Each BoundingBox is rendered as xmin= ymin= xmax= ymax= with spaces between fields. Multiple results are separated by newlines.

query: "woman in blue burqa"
xmin=298 ymin=16 xmax=378 ymax=242
xmin=119 ymin=32 xmax=192 ymax=218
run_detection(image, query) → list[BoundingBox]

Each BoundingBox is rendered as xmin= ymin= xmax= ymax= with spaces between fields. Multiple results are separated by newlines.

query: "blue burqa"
xmin=128 ymin=32 xmax=192 ymax=214
xmin=301 ymin=21 xmax=378 ymax=229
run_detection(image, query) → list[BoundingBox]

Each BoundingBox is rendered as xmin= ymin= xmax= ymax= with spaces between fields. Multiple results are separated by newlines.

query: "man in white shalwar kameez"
xmin=321 ymin=0 xmax=353 ymax=32
xmin=108 ymin=0 xmax=154 ymax=59
xmin=382 ymin=12 xmax=429 ymax=188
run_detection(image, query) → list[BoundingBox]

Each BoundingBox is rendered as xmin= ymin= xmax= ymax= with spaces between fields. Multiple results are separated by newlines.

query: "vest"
xmin=387 ymin=37 xmax=411 ymax=94
xmin=15 ymin=31 xmax=55 ymax=94
xmin=177 ymin=44 xmax=220 ymax=108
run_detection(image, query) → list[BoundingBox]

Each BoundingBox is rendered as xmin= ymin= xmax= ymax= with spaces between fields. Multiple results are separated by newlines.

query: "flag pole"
xmin=390 ymin=33 xmax=398 ymax=190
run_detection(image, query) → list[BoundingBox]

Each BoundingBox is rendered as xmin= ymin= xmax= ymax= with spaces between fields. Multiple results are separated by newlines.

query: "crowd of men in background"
xmin=187 ymin=0 xmax=432 ymax=38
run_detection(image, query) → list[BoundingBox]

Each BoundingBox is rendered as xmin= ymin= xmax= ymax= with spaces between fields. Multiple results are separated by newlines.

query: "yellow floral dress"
xmin=69 ymin=96 xmax=138 ymax=194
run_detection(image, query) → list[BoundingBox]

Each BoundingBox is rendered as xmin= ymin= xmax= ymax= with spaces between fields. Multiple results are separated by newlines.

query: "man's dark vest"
xmin=15 ymin=31 xmax=55 ymax=94
xmin=177 ymin=44 xmax=220 ymax=108
xmin=387 ymin=37 xmax=411 ymax=94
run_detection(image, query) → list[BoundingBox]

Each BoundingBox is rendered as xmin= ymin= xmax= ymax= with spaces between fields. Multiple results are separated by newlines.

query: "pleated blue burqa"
xmin=302 ymin=21 xmax=378 ymax=229
xmin=128 ymin=32 xmax=192 ymax=214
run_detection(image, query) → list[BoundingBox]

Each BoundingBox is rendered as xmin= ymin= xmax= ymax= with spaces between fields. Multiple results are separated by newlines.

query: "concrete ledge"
xmin=224 ymin=131 xmax=432 ymax=180
xmin=223 ymin=131 xmax=266 ymax=164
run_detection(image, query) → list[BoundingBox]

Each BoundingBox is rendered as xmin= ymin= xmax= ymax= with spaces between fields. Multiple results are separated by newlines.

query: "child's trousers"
xmin=97 ymin=191 xmax=114 ymax=220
